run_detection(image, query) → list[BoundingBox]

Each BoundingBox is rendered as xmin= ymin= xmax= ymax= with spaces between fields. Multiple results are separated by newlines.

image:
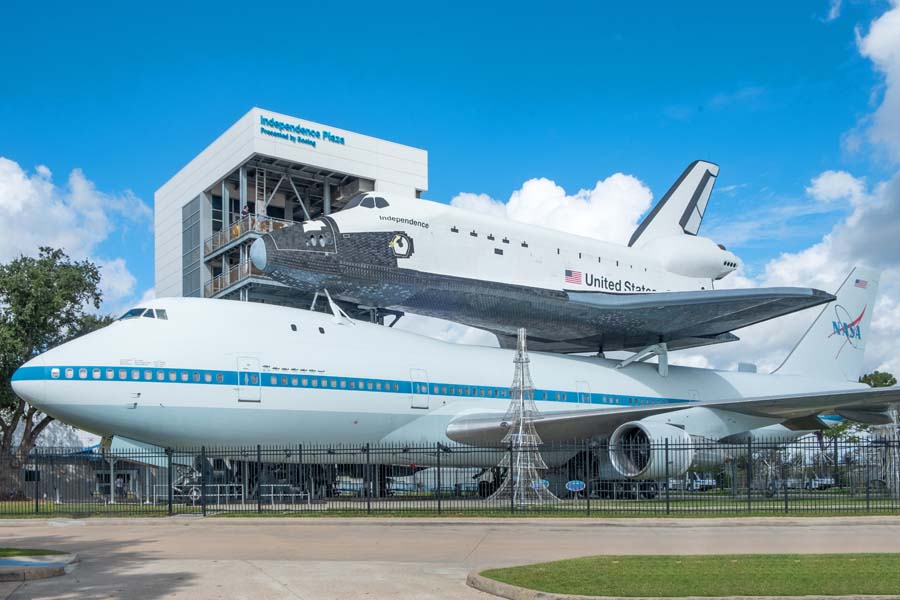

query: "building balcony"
xmin=204 ymin=261 xmax=267 ymax=298
xmin=204 ymin=215 xmax=295 ymax=257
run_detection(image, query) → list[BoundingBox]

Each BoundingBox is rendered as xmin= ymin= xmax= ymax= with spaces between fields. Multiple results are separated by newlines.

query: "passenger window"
xmin=105 ymin=369 xmax=113 ymax=379
xmin=204 ymin=373 xmax=212 ymax=383
xmin=65 ymin=368 xmax=74 ymax=379
xmin=78 ymin=368 xmax=87 ymax=378
xmin=375 ymin=382 xmax=382 ymax=391
xmin=393 ymin=383 xmax=399 ymax=391
xmin=131 ymin=369 xmax=139 ymax=380
xmin=302 ymin=378 xmax=309 ymax=386
xmin=156 ymin=371 xmax=165 ymax=381
xmin=374 ymin=197 xmax=388 ymax=208
xmin=192 ymin=372 xmax=200 ymax=382
xmin=312 ymin=379 xmax=318 ymax=387
xmin=144 ymin=370 xmax=152 ymax=380
xmin=361 ymin=197 xmax=375 ymax=208
xmin=270 ymin=375 xmax=277 ymax=385
xmin=51 ymin=368 xmax=60 ymax=379
xmin=331 ymin=379 xmax=337 ymax=388
xmin=282 ymin=376 xmax=288 ymax=385
xmin=156 ymin=309 xmax=168 ymax=320
xmin=217 ymin=373 xmax=225 ymax=383
xmin=318 ymin=327 xmax=325 ymax=334
xmin=250 ymin=374 xmax=259 ymax=385
xmin=169 ymin=372 xmax=177 ymax=382
xmin=92 ymin=369 xmax=101 ymax=379
xmin=119 ymin=369 xmax=127 ymax=379
xmin=349 ymin=380 xmax=356 ymax=389
xmin=290 ymin=324 xmax=297 ymax=332
xmin=340 ymin=380 xmax=346 ymax=388
xmin=291 ymin=377 xmax=298 ymax=386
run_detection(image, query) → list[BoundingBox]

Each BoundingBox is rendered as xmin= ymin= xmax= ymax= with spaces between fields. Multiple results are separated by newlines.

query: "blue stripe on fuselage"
xmin=13 ymin=365 xmax=692 ymax=408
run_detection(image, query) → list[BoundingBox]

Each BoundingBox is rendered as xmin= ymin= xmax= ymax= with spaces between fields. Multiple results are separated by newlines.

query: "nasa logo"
xmin=828 ymin=304 xmax=866 ymax=356
xmin=389 ymin=233 xmax=414 ymax=258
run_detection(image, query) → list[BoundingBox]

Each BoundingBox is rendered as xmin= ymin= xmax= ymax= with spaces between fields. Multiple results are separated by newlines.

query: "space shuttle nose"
xmin=250 ymin=237 xmax=268 ymax=272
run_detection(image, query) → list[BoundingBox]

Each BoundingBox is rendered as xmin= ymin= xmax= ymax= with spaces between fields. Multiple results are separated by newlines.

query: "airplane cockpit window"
xmin=342 ymin=193 xmax=366 ymax=210
xmin=374 ymin=197 xmax=389 ymax=208
xmin=119 ymin=308 xmax=147 ymax=320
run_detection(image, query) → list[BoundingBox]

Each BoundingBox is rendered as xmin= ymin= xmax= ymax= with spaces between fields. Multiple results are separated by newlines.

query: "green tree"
xmin=822 ymin=371 xmax=897 ymax=440
xmin=860 ymin=371 xmax=897 ymax=388
xmin=0 ymin=247 xmax=111 ymax=497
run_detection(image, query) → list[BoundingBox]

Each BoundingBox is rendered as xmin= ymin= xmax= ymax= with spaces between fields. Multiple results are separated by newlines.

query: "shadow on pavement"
xmin=3 ymin=534 xmax=195 ymax=600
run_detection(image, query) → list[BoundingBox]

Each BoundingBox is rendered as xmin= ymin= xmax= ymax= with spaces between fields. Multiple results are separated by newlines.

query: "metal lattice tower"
xmin=489 ymin=328 xmax=557 ymax=505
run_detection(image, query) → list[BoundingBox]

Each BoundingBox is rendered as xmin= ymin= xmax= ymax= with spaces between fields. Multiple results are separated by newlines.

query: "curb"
xmin=465 ymin=572 xmax=900 ymax=600
xmin=3 ymin=515 xmax=900 ymax=527
xmin=0 ymin=553 xmax=78 ymax=582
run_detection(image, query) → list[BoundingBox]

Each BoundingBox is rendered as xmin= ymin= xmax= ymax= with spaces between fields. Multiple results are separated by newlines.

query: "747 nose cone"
xmin=250 ymin=238 xmax=267 ymax=272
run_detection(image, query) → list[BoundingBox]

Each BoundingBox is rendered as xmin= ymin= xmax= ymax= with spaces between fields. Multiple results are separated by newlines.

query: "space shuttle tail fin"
xmin=628 ymin=160 xmax=719 ymax=248
xmin=773 ymin=267 xmax=880 ymax=382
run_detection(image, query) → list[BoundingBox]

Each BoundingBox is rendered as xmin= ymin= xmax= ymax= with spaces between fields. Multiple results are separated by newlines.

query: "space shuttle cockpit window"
xmin=374 ymin=197 xmax=389 ymax=208
xmin=342 ymin=193 xmax=367 ymax=210
xmin=361 ymin=197 xmax=376 ymax=208
xmin=118 ymin=307 xmax=147 ymax=320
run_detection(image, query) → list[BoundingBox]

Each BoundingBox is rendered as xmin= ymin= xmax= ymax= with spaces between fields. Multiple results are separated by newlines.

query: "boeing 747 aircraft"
xmin=250 ymin=161 xmax=833 ymax=353
xmin=11 ymin=268 xmax=899 ymax=480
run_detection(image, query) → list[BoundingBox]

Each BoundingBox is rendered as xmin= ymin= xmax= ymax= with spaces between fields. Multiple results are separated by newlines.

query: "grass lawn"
xmin=481 ymin=553 xmax=900 ymax=597
xmin=0 ymin=548 xmax=66 ymax=558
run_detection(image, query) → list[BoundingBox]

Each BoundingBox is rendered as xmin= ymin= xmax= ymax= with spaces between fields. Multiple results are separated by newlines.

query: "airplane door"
xmin=237 ymin=357 xmax=261 ymax=402
xmin=576 ymin=380 xmax=591 ymax=404
xmin=410 ymin=368 xmax=429 ymax=409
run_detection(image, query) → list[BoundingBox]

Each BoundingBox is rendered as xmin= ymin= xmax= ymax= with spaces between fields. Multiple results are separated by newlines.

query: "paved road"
xmin=2 ymin=516 xmax=900 ymax=599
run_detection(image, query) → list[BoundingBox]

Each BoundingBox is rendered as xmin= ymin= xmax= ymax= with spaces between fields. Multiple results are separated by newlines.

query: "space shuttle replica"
xmin=250 ymin=161 xmax=832 ymax=353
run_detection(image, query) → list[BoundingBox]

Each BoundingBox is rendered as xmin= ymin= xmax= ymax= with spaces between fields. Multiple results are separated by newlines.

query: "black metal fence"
xmin=3 ymin=436 xmax=900 ymax=517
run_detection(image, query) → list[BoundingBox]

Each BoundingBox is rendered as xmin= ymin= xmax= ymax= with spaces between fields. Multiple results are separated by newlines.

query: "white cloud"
xmin=856 ymin=1 xmax=900 ymax=161
xmin=451 ymin=172 xmax=653 ymax=245
xmin=805 ymin=170 xmax=867 ymax=205
xmin=0 ymin=157 xmax=151 ymax=313
xmin=826 ymin=0 xmax=842 ymax=22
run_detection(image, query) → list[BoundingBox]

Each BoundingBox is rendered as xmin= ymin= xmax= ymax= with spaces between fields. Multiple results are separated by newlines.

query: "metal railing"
xmin=2 ymin=437 xmax=899 ymax=517
xmin=204 ymin=215 xmax=295 ymax=256
xmin=203 ymin=261 xmax=265 ymax=298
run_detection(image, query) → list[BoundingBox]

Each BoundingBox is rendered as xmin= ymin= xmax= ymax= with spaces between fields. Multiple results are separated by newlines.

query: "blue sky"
xmin=1 ymin=1 xmax=899 ymax=372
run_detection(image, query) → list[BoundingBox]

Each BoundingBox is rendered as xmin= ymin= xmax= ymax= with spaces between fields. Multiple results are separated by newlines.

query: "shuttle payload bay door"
xmin=237 ymin=356 xmax=261 ymax=402
xmin=410 ymin=368 xmax=429 ymax=409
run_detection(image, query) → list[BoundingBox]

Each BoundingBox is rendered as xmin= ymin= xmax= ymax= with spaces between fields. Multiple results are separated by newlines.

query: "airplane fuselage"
xmin=12 ymin=298 xmax=860 ymax=459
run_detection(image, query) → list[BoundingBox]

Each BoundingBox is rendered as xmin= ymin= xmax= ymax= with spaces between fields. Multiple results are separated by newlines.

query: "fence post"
xmin=665 ymin=439 xmax=671 ymax=515
xmin=586 ymin=441 xmax=591 ymax=517
xmin=365 ymin=443 xmax=371 ymax=515
xmin=166 ymin=448 xmax=173 ymax=516
xmin=509 ymin=442 xmax=515 ymax=514
xmin=256 ymin=445 xmax=262 ymax=514
xmin=200 ymin=446 xmax=207 ymax=517
xmin=783 ymin=452 xmax=789 ymax=514
xmin=34 ymin=450 xmax=39 ymax=515
xmin=747 ymin=438 xmax=753 ymax=513
xmin=436 ymin=442 xmax=442 ymax=515
xmin=833 ymin=436 xmax=839 ymax=491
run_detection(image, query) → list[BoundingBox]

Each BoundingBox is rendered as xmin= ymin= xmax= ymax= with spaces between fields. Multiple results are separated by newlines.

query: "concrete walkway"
xmin=1 ymin=516 xmax=899 ymax=599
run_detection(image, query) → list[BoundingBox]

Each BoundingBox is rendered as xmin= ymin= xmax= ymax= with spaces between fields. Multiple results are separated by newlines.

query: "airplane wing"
xmin=445 ymin=386 xmax=900 ymax=444
xmin=493 ymin=287 xmax=834 ymax=354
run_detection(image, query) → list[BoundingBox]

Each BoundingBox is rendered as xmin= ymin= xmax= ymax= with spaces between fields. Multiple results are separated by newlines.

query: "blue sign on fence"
xmin=531 ymin=479 xmax=549 ymax=490
xmin=566 ymin=480 xmax=586 ymax=492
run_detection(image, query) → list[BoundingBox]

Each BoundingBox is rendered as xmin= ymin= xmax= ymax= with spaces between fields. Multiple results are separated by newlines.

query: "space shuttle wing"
xmin=445 ymin=386 xmax=900 ymax=445
xmin=561 ymin=286 xmax=834 ymax=351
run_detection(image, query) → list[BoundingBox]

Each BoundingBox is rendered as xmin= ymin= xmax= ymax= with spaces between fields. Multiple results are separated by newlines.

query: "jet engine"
xmin=608 ymin=421 xmax=693 ymax=480
xmin=638 ymin=235 xmax=739 ymax=280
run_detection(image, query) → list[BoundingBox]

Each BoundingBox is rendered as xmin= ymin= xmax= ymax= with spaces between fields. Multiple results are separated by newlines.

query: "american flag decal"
xmin=564 ymin=269 xmax=582 ymax=284
xmin=855 ymin=279 xmax=868 ymax=289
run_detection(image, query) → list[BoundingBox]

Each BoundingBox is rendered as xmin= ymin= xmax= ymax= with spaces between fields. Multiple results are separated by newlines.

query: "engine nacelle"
xmin=609 ymin=421 xmax=693 ymax=480
xmin=638 ymin=235 xmax=739 ymax=280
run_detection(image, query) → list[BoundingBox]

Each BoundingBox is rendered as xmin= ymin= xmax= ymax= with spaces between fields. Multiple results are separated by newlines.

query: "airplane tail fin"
xmin=628 ymin=160 xmax=719 ymax=248
xmin=773 ymin=267 xmax=880 ymax=382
